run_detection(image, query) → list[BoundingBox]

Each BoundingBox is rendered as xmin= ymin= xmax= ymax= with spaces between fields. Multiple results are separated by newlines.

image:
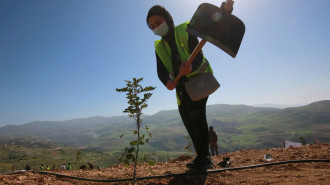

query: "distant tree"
xmin=116 ymin=77 xmax=155 ymax=183
xmin=76 ymin=150 xmax=82 ymax=167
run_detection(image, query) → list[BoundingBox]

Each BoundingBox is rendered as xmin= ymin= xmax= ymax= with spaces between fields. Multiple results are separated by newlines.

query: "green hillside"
xmin=0 ymin=101 xmax=329 ymax=155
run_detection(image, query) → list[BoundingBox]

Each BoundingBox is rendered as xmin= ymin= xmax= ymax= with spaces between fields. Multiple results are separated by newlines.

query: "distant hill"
xmin=253 ymin=103 xmax=307 ymax=109
xmin=0 ymin=116 xmax=132 ymax=147
xmin=0 ymin=100 xmax=329 ymax=153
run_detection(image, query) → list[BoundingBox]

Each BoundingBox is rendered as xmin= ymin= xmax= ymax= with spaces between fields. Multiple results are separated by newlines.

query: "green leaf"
xmin=128 ymin=147 xmax=136 ymax=153
xmin=130 ymin=141 xmax=138 ymax=146
xmin=120 ymin=134 xmax=124 ymax=138
xmin=139 ymin=140 xmax=144 ymax=145
xmin=141 ymin=104 xmax=147 ymax=110
xmin=133 ymin=130 xmax=138 ymax=134
xmin=126 ymin=153 xmax=134 ymax=160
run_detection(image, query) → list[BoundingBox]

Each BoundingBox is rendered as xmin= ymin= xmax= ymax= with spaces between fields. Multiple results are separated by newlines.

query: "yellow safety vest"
xmin=155 ymin=22 xmax=213 ymax=105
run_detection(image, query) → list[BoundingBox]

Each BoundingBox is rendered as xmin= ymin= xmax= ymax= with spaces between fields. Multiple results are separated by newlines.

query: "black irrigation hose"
xmin=5 ymin=159 xmax=330 ymax=183
xmin=207 ymin=159 xmax=330 ymax=174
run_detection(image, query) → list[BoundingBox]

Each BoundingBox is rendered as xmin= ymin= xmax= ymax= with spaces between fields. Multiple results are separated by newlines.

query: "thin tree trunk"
xmin=133 ymin=116 xmax=140 ymax=185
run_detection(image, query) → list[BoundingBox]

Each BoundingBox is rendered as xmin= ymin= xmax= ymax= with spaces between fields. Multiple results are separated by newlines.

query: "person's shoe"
xmin=186 ymin=156 xmax=200 ymax=168
xmin=187 ymin=156 xmax=213 ymax=171
xmin=198 ymin=156 xmax=214 ymax=171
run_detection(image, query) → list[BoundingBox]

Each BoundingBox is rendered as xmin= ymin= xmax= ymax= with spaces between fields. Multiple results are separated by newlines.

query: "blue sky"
xmin=0 ymin=0 xmax=329 ymax=126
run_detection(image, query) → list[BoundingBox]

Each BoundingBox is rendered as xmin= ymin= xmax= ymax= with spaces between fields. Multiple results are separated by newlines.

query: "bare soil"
xmin=1 ymin=143 xmax=329 ymax=185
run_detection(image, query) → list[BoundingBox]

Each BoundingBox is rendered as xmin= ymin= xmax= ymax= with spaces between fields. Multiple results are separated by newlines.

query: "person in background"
xmin=40 ymin=164 xmax=44 ymax=171
xmin=209 ymin=126 xmax=219 ymax=156
xmin=61 ymin=163 xmax=66 ymax=170
xmin=80 ymin=164 xmax=87 ymax=170
xmin=88 ymin=162 xmax=94 ymax=169
xmin=25 ymin=164 xmax=31 ymax=171
xmin=66 ymin=163 xmax=72 ymax=170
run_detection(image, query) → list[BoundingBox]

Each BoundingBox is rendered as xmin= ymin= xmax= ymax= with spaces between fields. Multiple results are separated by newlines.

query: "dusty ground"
xmin=1 ymin=143 xmax=329 ymax=185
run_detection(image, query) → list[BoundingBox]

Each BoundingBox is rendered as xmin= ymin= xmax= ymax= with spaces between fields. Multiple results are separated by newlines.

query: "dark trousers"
xmin=210 ymin=142 xmax=219 ymax=156
xmin=178 ymin=88 xmax=210 ymax=158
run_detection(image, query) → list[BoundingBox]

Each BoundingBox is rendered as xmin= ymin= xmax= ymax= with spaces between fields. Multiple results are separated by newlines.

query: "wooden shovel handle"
xmin=173 ymin=39 xmax=206 ymax=84
xmin=224 ymin=0 xmax=234 ymax=12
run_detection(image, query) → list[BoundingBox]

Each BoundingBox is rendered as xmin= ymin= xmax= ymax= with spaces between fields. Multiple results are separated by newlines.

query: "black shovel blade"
xmin=187 ymin=3 xmax=245 ymax=58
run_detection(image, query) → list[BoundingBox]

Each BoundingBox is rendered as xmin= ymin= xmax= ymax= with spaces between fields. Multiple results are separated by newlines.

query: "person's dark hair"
xmin=146 ymin=5 xmax=174 ymax=30
xmin=147 ymin=5 xmax=181 ymax=77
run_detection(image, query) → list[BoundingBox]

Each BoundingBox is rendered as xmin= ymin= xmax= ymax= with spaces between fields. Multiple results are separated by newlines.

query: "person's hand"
xmin=221 ymin=0 xmax=234 ymax=13
xmin=179 ymin=63 xmax=192 ymax=76
xmin=166 ymin=80 xmax=176 ymax=90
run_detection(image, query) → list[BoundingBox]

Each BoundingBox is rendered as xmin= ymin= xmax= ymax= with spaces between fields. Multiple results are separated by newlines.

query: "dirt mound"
xmin=1 ymin=143 xmax=329 ymax=184
xmin=170 ymin=155 xmax=194 ymax=162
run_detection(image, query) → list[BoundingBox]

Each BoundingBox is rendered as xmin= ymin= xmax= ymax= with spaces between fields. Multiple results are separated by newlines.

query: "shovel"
xmin=173 ymin=0 xmax=245 ymax=85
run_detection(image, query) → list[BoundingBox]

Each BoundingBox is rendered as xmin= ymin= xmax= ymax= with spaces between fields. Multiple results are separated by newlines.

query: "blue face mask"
xmin=153 ymin=22 xmax=169 ymax=37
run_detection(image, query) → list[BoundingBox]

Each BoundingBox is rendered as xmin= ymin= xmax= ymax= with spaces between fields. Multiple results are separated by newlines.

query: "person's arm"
xmin=179 ymin=34 xmax=204 ymax=77
xmin=156 ymin=51 xmax=171 ymax=85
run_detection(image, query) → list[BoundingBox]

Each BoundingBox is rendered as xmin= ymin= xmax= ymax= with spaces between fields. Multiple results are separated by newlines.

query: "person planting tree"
xmin=146 ymin=1 xmax=234 ymax=171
